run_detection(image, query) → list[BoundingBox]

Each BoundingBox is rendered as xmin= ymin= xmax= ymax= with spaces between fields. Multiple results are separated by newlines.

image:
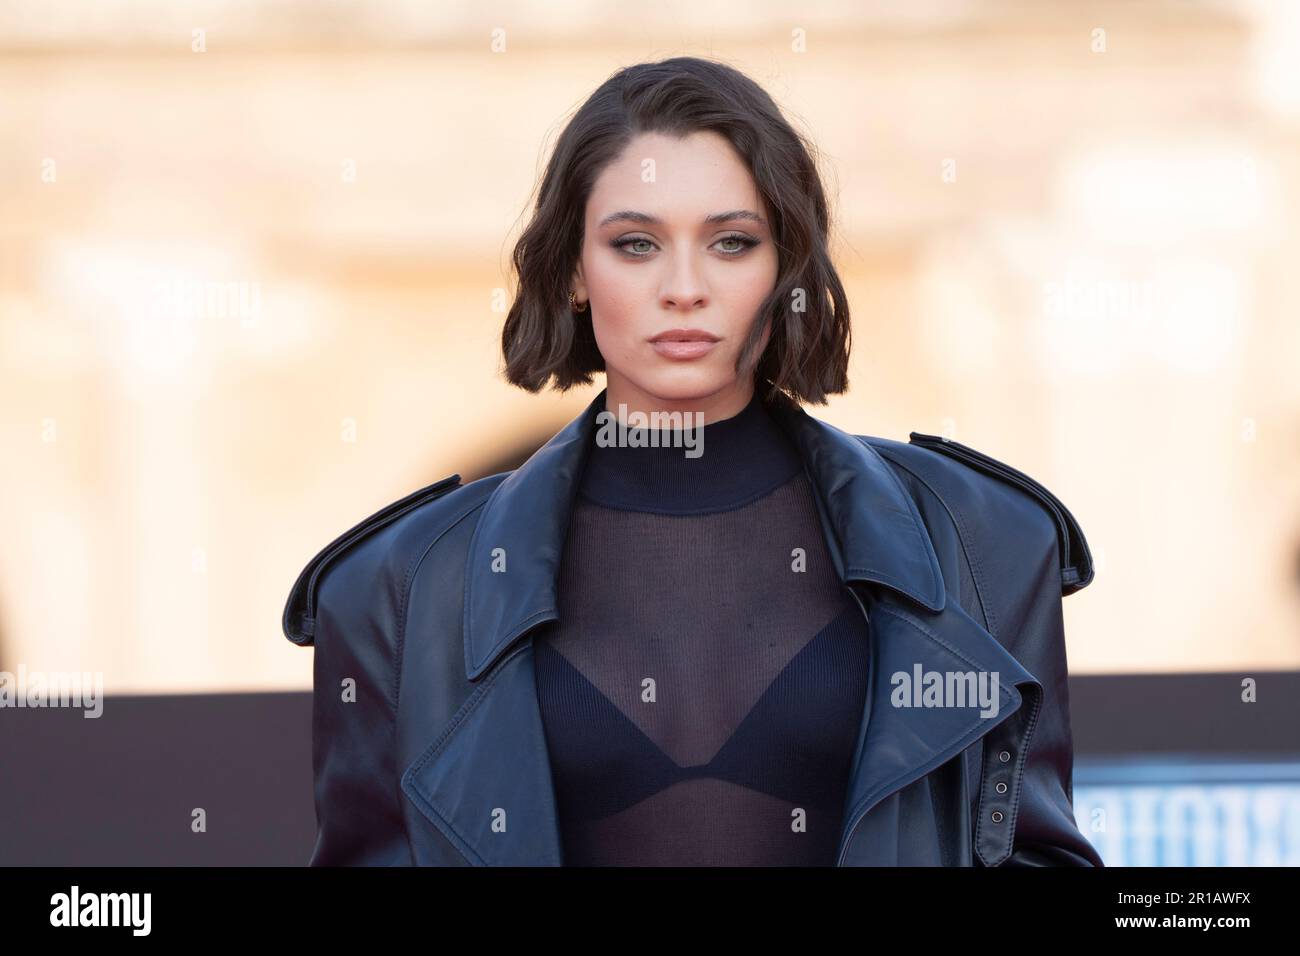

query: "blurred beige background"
xmin=1 ymin=0 xmax=1297 ymax=693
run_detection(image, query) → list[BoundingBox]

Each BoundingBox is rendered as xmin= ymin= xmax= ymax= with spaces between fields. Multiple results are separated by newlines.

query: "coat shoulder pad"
xmin=281 ymin=473 xmax=462 ymax=647
xmin=903 ymin=432 xmax=1094 ymax=595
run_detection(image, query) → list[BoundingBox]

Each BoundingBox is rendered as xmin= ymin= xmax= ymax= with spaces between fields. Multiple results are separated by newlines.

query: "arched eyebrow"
xmin=597 ymin=209 xmax=768 ymax=228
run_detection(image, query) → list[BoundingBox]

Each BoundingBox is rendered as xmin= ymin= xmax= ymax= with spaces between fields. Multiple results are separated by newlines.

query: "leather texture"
xmin=282 ymin=386 xmax=1104 ymax=867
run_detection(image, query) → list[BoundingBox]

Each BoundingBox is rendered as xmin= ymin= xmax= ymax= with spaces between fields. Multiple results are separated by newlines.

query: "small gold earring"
xmin=569 ymin=290 xmax=588 ymax=312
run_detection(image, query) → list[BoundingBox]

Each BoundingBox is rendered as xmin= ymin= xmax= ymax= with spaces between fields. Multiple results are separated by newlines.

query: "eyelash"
xmin=610 ymin=233 xmax=761 ymax=258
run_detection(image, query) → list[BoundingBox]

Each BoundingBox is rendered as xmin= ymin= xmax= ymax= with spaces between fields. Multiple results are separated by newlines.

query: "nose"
xmin=659 ymin=249 xmax=708 ymax=311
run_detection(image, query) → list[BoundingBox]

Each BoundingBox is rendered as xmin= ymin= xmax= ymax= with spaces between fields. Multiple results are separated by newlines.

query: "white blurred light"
xmin=1243 ymin=0 xmax=1300 ymax=120
xmin=1057 ymin=145 xmax=1265 ymax=246
xmin=40 ymin=239 xmax=275 ymax=387
xmin=1037 ymin=255 xmax=1242 ymax=377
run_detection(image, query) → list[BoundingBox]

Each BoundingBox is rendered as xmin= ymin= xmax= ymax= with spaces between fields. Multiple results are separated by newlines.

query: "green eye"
xmin=715 ymin=234 xmax=760 ymax=255
xmin=611 ymin=237 xmax=656 ymax=256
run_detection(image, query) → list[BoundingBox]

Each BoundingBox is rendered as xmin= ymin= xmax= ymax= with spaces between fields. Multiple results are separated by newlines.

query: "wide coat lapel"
xmin=401 ymin=386 xmax=1042 ymax=866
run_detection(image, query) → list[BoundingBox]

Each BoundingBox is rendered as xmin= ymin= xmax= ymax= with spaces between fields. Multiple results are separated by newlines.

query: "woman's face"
xmin=572 ymin=130 xmax=778 ymax=422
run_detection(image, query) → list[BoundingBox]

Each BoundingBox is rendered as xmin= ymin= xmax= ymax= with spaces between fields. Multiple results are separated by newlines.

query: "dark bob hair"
xmin=501 ymin=55 xmax=851 ymax=405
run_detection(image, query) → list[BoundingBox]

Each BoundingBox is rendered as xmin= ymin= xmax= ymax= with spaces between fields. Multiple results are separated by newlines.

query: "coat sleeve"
xmin=296 ymin=533 xmax=414 ymax=866
xmin=283 ymin=475 xmax=462 ymax=866
xmin=990 ymin=502 xmax=1103 ymax=867
xmin=306 ymin=579 xmax=412 ymax=866
xmin=902 ymin=432 xmax=1102 ymax=866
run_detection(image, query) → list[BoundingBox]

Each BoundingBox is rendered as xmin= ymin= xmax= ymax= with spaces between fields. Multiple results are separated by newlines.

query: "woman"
xmin=282 ymin=56 xmax=1103 ymax=867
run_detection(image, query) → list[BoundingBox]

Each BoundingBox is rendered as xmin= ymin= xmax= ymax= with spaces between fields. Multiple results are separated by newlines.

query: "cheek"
xmin=590 ymin=256 xmax=650 ymax=308
xmin=725 ymin=253 xmax=780 ymax=338
xmin=585 ymin=258 xmax=646 ymax=353
xmin=729 ymin=242 xmax=777 ymax=294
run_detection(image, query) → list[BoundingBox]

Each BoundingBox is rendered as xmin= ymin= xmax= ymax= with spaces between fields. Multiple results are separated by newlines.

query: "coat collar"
xmin=463 ymin=384 xmax=946 ymax=680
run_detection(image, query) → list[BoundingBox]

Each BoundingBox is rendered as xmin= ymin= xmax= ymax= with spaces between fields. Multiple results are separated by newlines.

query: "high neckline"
xmin=578 ymin=388 xmax=804 ymax=515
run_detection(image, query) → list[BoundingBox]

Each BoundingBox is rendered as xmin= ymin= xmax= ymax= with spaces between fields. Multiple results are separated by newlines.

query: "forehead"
xmin=587 ymin=130 xmax=762 ymax=217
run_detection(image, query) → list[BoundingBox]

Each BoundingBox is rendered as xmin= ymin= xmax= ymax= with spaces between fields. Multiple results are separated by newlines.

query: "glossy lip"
xmin=652 ymin=339 xmax=718 ymax=360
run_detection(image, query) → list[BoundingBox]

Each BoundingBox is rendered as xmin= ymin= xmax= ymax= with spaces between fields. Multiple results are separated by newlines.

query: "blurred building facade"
xmin=0 ymin=0 xmax=1297 ymax=695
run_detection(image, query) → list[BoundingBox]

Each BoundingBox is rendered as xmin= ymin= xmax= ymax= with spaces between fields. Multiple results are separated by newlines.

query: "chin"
xmin=631 ymin=369 xmax=737 ymax=403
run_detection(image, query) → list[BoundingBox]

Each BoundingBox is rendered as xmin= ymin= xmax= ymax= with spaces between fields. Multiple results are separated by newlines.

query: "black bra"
xmin=532 ymin=601 xmax=871 ymax=823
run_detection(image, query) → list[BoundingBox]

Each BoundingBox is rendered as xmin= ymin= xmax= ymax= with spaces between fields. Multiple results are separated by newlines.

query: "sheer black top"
xmin=532 ymin=388 xmax=871 ymax=865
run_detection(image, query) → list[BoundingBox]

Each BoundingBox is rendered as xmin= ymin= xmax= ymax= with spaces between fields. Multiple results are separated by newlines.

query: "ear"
xmin=571 ymin=260 xmax=587 ymax=305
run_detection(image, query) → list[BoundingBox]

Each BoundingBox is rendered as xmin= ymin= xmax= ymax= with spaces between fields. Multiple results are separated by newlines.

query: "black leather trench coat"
xmin=282 ymin=386 xmax=1104 ymax=867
